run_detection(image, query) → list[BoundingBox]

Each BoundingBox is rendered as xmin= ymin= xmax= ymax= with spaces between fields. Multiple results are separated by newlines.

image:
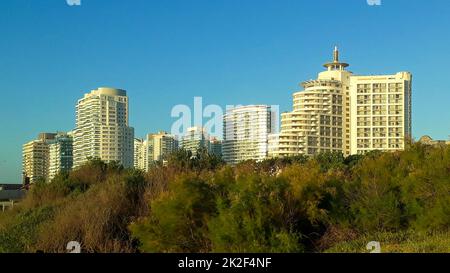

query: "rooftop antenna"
xmin=333 ymin=46 xmax=339 ymax=62
xmin=324 ymin=46 xmax=349 ymax=70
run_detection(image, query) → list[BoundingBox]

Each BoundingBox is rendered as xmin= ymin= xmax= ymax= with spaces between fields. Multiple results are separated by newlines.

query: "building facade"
xmin=134 ymin=138 xmax=145 ymax=170
xmin=418 ymin=135 xmax=450 ymax=146
xmin=180 ymin=127 xmax=210 ymax=156
xmin=223 ymin=105 xmax=273 ymax=164
xmin=150 ymin=131 xmax=179 ymax=162
xmin=134 ymin=131 xmax=178 ymax=171
xmin=209 ymin=137 xmax=223 ymax=158
xmin=73 ymin=87 xmax=134 ymax=168
xmin=269 ymin=47 xmax=412 ymax=158
xmin=22 ymin=133 xmax=56 ymax=184
xmin=268 ymin=132 xmax=302 ymax=158
xmin=350 ymin=72 xmax=412 ymax=154
xmin=270 ymin=47 xmax=350 ymax=157
xmin=48 ymin=132 xmax=73 ymax=181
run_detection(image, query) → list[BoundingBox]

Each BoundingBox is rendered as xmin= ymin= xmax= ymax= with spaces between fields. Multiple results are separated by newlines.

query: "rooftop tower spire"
xmin=333 ymin=46 xmax=339 ymax=62
xmin=324 ymin=46 xmax=349 ymax=71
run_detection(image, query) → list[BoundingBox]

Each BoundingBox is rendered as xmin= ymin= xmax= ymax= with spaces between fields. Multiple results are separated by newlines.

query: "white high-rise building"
xmin=223 ymin=105 xmax=274 ymax=164
xmin=180 ymin=127 xmax=210 ymax=156
xmin=270 ymin=47 xmax=349 ymax=157
xmin=269 ymin=47 xmax=412 ymax=158
xmin=134 ymin=138 xmax=145 ymax=170
xmin=73 ymin=87 xmax=134 ymax=168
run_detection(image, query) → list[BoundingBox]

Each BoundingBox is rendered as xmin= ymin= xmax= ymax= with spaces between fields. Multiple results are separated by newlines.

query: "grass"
xmin=324 ymin=230 xmax=450 ymax=253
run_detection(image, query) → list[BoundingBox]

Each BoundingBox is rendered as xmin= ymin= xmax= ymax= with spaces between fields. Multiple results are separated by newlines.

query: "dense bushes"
xmin=340 ymin=145 xmax=450 ymax=234
xmin=0 ymin=144 xmax=449 ymax=253
xmin=208 ymin=172 xmax=302 ymax=253
xmin=130 ymin=173 xmax=218 ymax=253
xmin=0 ymin=160 xmax=147 ymax=253
xmin=34 ymin=170 xmax=147 ymax=252
xmin=0 ymin=206 xmax=55 ymax=253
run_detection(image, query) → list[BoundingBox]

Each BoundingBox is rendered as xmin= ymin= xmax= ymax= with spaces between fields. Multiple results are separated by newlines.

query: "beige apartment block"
xmin=134 ymin=131 xmax=178 ymax=172
xmin=73 ymin=87 xmax=134 ymax=168
xmin=270 ymin=47 xmax=350 ymax=157
xmin=269 ymin=47 xmax=412 ymax=158
xmin=268 ymin=132 xmax=301 ymax=158
xmin=350 ymin=72 xmax=412 ymax=154
xmin=151 ymin=131 xmax=178 ymax=162
xmin=22 ymin=133 xmax=56 ymax=184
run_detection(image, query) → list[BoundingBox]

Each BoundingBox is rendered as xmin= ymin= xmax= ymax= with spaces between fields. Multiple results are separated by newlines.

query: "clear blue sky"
xmin=1 ymin=0 xmax=449 ymax=183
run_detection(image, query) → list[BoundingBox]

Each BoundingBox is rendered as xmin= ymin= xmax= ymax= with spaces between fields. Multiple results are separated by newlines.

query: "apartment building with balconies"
xmin=73 ymin=87 xmax=134 ymax=168
xmin=223 ymin=105 xmax=274 ymax=164
xmin=269 ymin=47 xmax=412 ymax=158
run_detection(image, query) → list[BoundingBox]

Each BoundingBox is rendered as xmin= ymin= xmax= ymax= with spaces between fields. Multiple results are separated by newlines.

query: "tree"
xmin=208 ymin=171 xmax=302 ymax=253
xmin=130 ymin=174 xmax=217 ymax=253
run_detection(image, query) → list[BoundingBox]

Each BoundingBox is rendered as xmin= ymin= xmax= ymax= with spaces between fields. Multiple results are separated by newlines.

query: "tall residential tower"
xmin=223 ymin=105 xmax=274 ymax=164
xmin=48 ymin=132 xmax=73 ymax=180
xmin=73 ymin=87 xmax=134 ymax=168
xmin=350 ymin=72 xmax=412 ymax=154
xmin=269 ymin=47 xmax=412 ymax=158
xmin=22 ymin=133 xmax=56 ymax=184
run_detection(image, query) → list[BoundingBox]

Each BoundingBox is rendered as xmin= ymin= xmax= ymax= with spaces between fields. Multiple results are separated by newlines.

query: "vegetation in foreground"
xmin=0 ymin=144 xmax=449 ymax=253
xmin=325 ymin=230 xmax=450 ymax=253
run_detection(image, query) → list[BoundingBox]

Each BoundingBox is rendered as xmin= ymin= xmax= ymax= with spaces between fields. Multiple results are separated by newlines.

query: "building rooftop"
xmin=92 ymin=87 xmax=127 ymax=97
xmin=0 ymin=190 xmax=26 ymax=201
xmin=0 ymin=184 xmax=23 ymax=191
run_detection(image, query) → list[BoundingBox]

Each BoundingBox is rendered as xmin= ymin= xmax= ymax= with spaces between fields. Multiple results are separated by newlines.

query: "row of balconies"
xmin=356 ymin=100 xmax=404 ymax=105
xmin=357 ymin=133 xmax=402 ymax=138
xmin=355 ymin=87 xmax=403 ymax=93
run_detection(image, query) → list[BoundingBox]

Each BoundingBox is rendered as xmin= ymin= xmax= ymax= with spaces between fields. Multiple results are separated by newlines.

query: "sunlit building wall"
xmin=223 ymin=105 xmax=273 ymax=164
xmin=22 ymin=133 xmax=56 ymax=184
xmin=73 ymin=87 xmax=134 ymax=168
xmin=270 ymin=47 xmax=412 ymax=158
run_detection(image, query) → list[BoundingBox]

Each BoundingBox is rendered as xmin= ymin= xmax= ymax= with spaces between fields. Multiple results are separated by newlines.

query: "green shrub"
xmin=0 ymin=206 xmax=55 ymax=253
xmin=208 ymin=173 xmax=302 ymax=253
xmin=130 ymin=173 xmax=217 ymax=253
